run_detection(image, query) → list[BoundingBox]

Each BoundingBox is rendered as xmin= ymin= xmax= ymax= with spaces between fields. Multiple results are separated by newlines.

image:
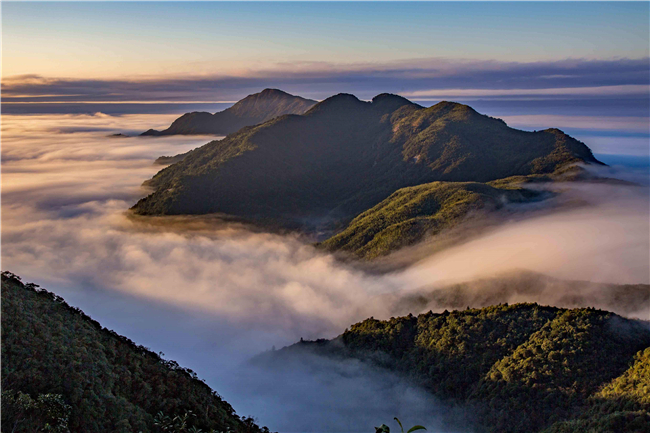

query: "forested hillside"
xmin=1 ymin=272 xmax=269 ymax=433
xmin=265 ymin=304 xmax=650 ymax=433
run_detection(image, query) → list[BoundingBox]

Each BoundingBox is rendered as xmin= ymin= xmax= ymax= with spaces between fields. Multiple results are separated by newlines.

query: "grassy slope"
xmin=319 ymin=179 xmax=543 ymax=258
xmin=132 ymin=94 xmax=601 ymax=233
xmin=269 ymin=304 xmax=650 ymax=433
xmin=1 ymin=273 xmax=267 ymax=433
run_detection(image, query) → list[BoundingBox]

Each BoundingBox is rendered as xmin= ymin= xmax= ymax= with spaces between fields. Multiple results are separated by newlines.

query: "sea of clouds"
xmin=2 ymin=113 xmax=648 ymax=432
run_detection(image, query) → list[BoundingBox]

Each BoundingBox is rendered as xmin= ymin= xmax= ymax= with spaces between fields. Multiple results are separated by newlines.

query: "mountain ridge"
xmin=258 ymin=303 xmax=650 ymax=433
xmin=1 ymin=272 xmax=269 ymax=433
xmin=319 ymin=178 xmax=546 ymax=258
xmin=141 ymin=88 xmax=317 ymax=136
xmin=132 ymin=92 xmax=603 ymax=236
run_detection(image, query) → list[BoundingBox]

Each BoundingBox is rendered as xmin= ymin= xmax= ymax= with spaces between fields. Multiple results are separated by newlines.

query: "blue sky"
xmin=2 ymin=2 xmax=649 ymax=158
xmin=4 ymin=2 xmax=649 ymax=78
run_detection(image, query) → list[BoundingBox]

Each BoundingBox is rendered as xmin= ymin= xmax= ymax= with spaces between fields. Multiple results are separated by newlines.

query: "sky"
xmin=3 ymin=2 xmax=649 ymax=160
xmin=4 ymin=2 xmax=649 ymax=78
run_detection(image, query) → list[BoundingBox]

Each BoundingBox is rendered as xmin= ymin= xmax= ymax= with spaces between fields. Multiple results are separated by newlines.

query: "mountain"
xmin=542 ymin=347 xmax=650 ymax=432
xmin=132 ymin=93 xmax=602 ymax=232
xmin=141 ymin=89 xmax=317 ymax=136
xmin=319 ymin=178 xmax=545 ymax=258
xmin=259 ymin=303 xmax=650 ymax=433
xmin=1 ymin=272 xmax=269 ymax=433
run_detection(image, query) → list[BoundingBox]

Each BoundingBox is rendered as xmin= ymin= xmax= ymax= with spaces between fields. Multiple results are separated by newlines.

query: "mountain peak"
xmin=255 ymin=88 xmax=293 ymax=98
xmin=542 ymin=127 xmax=566 ymax=135
xmin=371 ymin=93 xmax=418 ymax=112
xmin=371 ymin=93 xmax=410 ymax=103
xmin=422 ymin=100 xmax=480 ymax=120
xmin=141 ymin=89 xmax=316 ymax=136
xmin=306 ymin=93 xmax=366 ymax=115
xmin=325 ymin=93 xmax=362 ymax=103
xmin=430 ymin=100 xmax=474 ymax=111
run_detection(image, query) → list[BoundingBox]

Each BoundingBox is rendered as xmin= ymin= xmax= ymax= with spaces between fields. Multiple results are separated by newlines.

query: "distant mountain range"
xmin=1 ymin=272 xmax=269 ymax=433
xmin=258 ymin=303 xmax=650 ymax=433
xmin=395 ymin=270 xmax=650 ymax=319
xmin=141 ymin=89 xmax=316 ymax=136
xmin=132 ymin=90 xmax=602 ymax=251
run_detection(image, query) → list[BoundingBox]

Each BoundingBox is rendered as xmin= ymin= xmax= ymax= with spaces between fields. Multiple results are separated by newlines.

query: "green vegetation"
xmin=2 ymin=390 xmax=71 ymax=432
xmin=141 ymin=89 xmax=316 ymax=136
xmin=320 ymin=180 xmax=542 ymax=258
xmin=375 ymin=417 xmax=426 ymax=433
xmin=1 ymin=272 xmax=269 ymax=433
xmin=270 ymin=303 xmax=650 ymax=433
xmin=541 ymin=347 xmax=650 ymax=432
xmin=541 ymin=411 xmax=650 ymax=433
xmin=155 ymin=152 xmax=191 ymax=166
xmin=133 ymin=92 xmax=602 ymax=238
xmin=597 ymin=347 xmax=650 ymax=408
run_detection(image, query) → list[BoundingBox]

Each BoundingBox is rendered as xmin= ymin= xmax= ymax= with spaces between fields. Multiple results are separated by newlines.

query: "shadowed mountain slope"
xmin=132 ymin=93 xmax=602 ymax=231
xmin=1 ymin=272 xmax=268 ymax=433
xmin=141 ymin=89 xmax=317 ymax=136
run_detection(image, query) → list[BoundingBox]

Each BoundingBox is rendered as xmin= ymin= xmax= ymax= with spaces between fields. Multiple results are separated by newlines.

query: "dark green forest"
xmin=1 ymin=272 xmax=269 ymax=433
xmin=268 ymin=304 xmax=650 ymax=433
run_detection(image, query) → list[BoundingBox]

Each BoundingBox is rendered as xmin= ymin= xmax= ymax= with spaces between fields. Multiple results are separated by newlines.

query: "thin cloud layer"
xmin=4 ymin=57 xmax=649 ymax=104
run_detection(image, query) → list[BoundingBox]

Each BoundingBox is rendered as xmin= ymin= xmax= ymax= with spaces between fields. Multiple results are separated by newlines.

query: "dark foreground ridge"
xmin=132 ymin=92 xmax=603 ymax=240
xmin=1 ymin=272 xmax=270 ymax=433
xmin=258 ymin=303 xmax=650 ymax=433
xmin=141 ymin=89 xmax=317 ymax=136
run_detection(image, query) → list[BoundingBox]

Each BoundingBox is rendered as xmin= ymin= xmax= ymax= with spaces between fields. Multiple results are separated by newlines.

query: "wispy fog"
xmin=2 ymin=114 xmax=648 ymax=432
xmin=401 ymin=181 xmax=650 ymax=287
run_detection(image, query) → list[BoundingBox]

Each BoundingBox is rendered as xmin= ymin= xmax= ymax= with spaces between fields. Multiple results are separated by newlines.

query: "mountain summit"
xmin=141 ymin=88 xmax=317 ymax=136
xmin=132 ymin=93 xmax=602 ymax=230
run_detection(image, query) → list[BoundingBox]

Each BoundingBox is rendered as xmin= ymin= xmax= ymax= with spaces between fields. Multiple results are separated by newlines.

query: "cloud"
xmin=498 ymin=114 xmax=650 ymax=132
xmin=400 ymin=182 xmax=650 ymax=287
xmin=403 ymin=84 xmax=649 ymax=99
xmin=3 ymin=57 xmax=649 ymax=106
xmin=2 ymin=113 xmax=649 ymax=431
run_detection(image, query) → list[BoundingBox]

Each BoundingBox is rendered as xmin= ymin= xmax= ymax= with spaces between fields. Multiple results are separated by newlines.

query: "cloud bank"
xmin=2 ymin=114 xmax=648 ymax=431
xmin=4 ymin=57 xmax=648 ymax=105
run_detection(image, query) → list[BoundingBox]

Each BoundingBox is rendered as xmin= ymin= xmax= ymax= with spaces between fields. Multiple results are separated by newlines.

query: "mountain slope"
xmin=260 ymin=304 xmax=650 ymax=433
xmin=319 ymin=179 xmax=543 ymax=258
xmin=1 ymin=272 xmax=268 ymax=433
xmin=132 ymin=93 xmax=602 ymax=231
xmin=541 ymin=347 xmax=650 ymax=432
xmin=141 ymin=89 xmax=316 ymax=136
